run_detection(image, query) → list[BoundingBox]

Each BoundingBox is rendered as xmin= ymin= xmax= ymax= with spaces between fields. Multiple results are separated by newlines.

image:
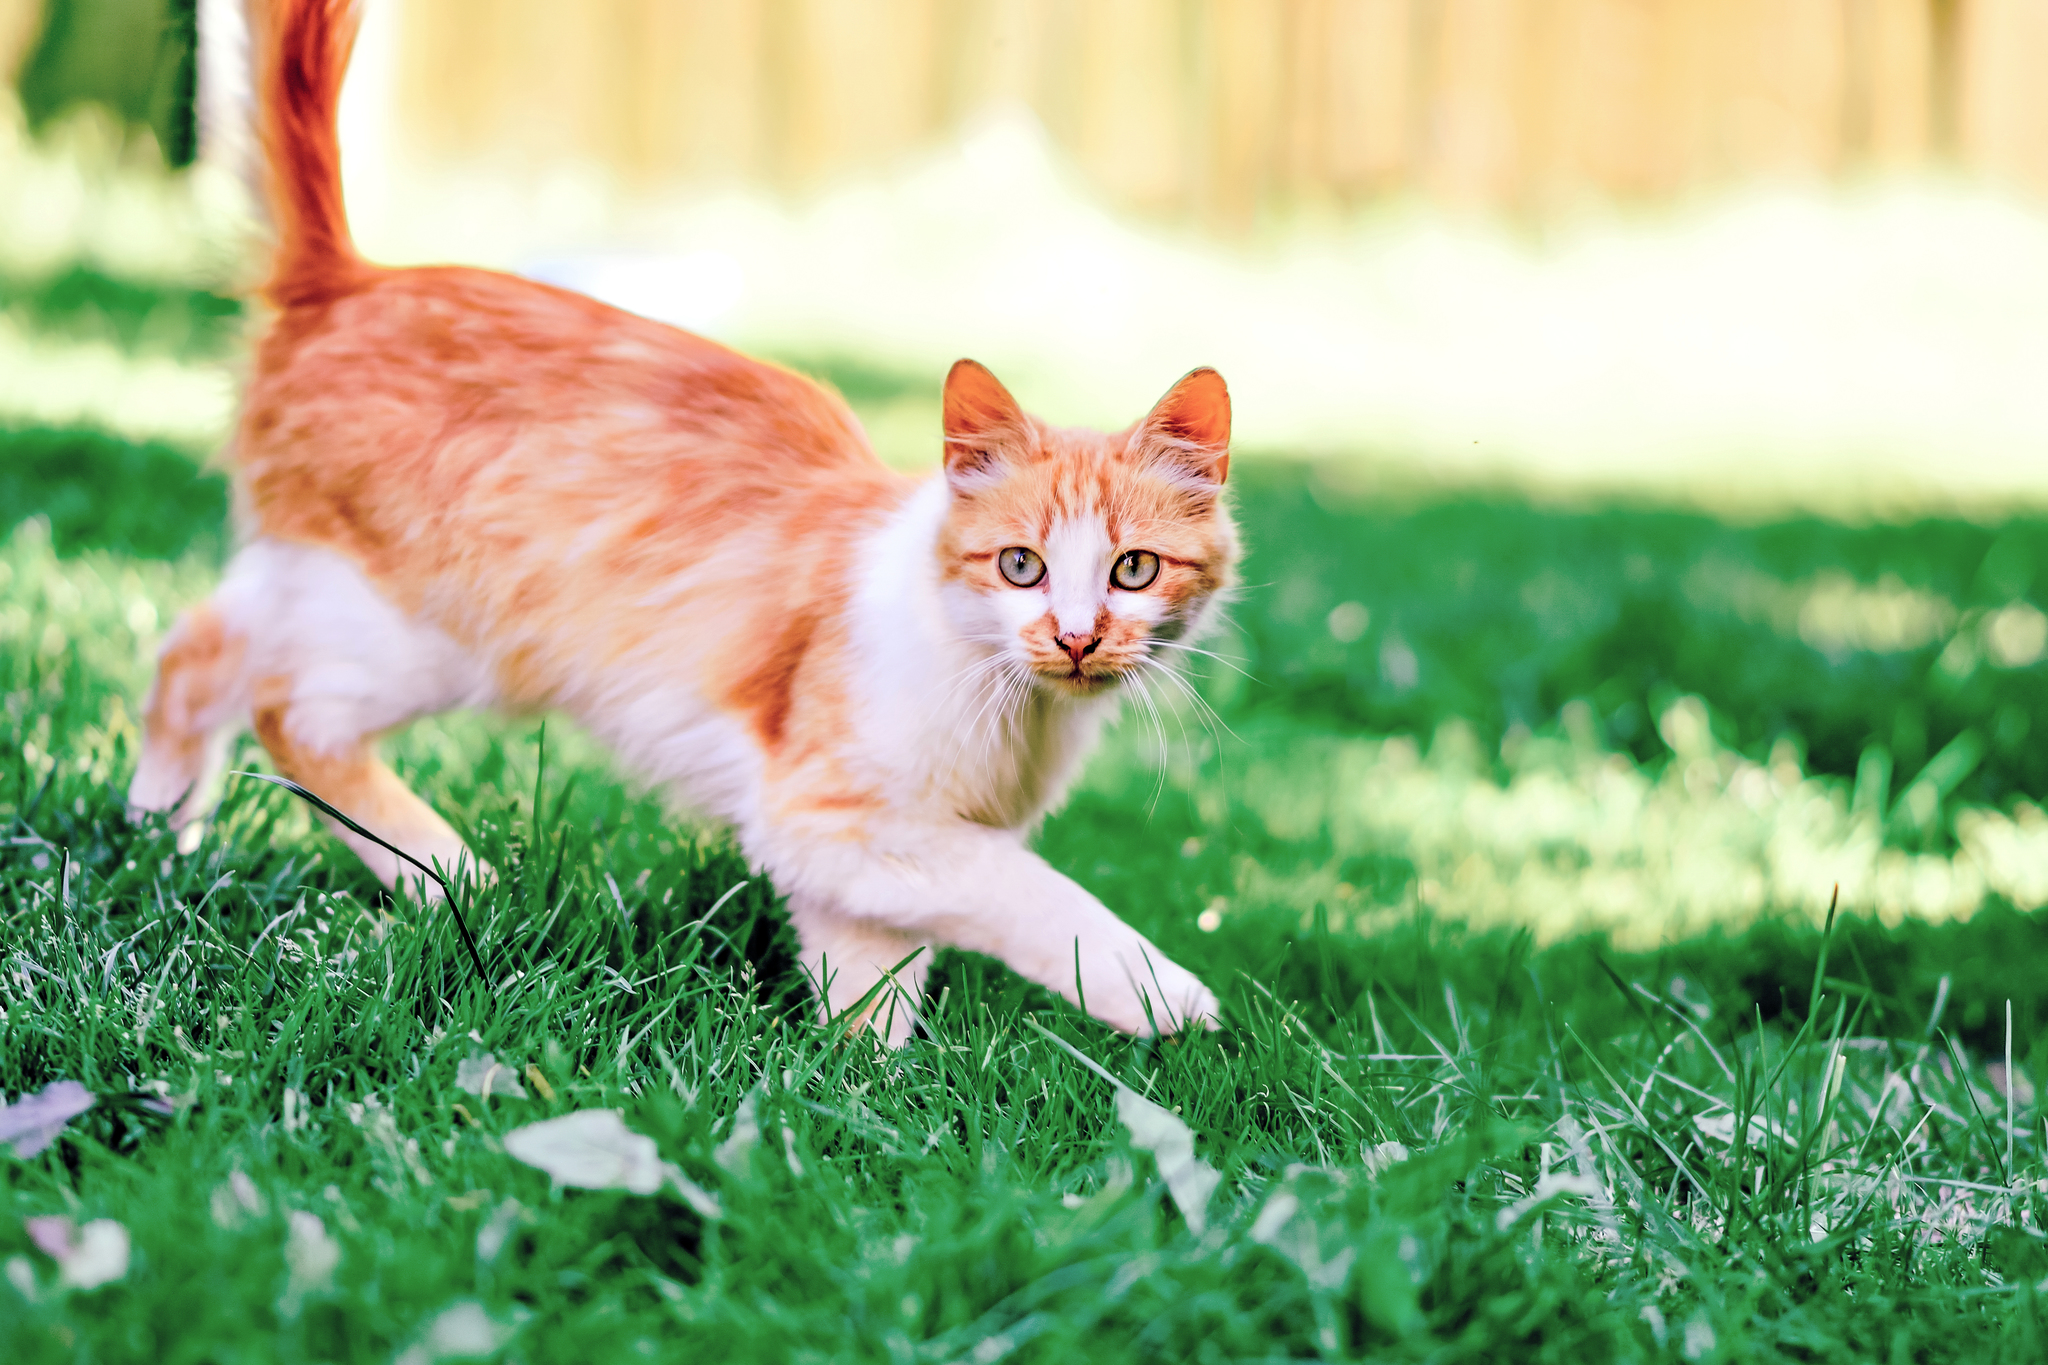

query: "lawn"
xmin=11 ymin=198 xmax=2048 ymax=1363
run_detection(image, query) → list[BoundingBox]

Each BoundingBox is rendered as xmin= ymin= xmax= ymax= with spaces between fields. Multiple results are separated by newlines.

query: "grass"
xmin=11 ymin=205 xmax=2048 ymax=1363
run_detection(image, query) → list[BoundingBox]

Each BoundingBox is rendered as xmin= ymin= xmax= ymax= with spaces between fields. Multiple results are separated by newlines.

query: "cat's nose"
xmin=1057 ymin=631 xmax=1100 ymax=666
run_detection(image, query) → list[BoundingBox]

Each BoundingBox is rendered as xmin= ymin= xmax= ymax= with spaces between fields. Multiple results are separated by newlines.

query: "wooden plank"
xmin=373 ymin=0 xmax=2048 ymax=223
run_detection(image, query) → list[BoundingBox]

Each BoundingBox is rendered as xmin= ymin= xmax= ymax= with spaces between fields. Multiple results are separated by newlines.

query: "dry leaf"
xmin=348 ymin=1097 xmax=435 ymax=1189
xmin=712 ymin=1089 xmax=762 ymax=1178
xmin=502 ymin=1109 xmax=722 ymax=1217
xmin=503 ymin=1110 xmax=667 ymax=1193
xmin=1248 ymin=1167 xmax=1357 ymax=1292
xmin=211 ymin=1170 xmax=268 ymax=1228
xmin=24 ymin=1216 xmax=130 ymax=1290
xmin=1494 ymin=1172 xmax=1605 ymax=1231
xmin=1115 ymin=1088 xmax=1222 ymax=1235
xmin=1693 ymin=1110 xmax=1795 ymax=1149
xmin=1362 ymin=1140 xmax=1411 ymax=1177
xmin=0 ymin=1081 xmax=95 ymax=1158
xmin=475 ymin=1199 xmax=527 ymax=1264
xmin=1023 ymin=1019 xmax=1222 ymax=1236
xmin=278 ymin=1211 xmax=341 ymax=1318
xmin=456 ymin=1054 xmax=528 ymax=1101
xmin=394 ymin=1299 xmax=521 ymax=1365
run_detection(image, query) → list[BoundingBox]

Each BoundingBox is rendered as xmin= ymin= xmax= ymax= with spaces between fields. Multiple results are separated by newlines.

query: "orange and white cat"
xmin=130 ymin=0 xmax=1236 ymax=1043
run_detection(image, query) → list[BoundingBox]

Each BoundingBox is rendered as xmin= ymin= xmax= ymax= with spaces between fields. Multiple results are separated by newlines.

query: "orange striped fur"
xmin=130 ymin=0 xmax=1238 ymax=1040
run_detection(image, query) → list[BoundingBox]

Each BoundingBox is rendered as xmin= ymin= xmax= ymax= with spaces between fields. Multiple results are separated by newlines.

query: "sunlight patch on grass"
xmin=0 ymin=316 xmax=234 ymax=448
xmin=1687 ymin=562 xmax=1961 ymax=660
xmin=0 ymin=517 xmax=208 ymax=685
xmin=0 ymin=97 xmax=252 ymax=290
xmin=1198 ymin=696 xmax=2048 ymax=948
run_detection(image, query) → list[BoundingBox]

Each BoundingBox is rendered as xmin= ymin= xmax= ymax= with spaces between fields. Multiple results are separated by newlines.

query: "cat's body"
xmin=130 ymin=0 xmax=1234 ymax=1042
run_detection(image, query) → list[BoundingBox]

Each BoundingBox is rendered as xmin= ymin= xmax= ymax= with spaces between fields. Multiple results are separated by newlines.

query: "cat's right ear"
xmin=942 ymin=359 xmax=1023 ymax=482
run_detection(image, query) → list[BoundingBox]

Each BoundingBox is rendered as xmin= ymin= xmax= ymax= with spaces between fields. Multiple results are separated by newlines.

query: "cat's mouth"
xmin=1034 ymin=661 xmax=1123 ymax=694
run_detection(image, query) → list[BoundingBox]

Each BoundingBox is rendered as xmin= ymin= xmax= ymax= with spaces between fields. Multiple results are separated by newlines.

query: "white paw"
xmin=1147 ymin=970 xmax=1222 ymax=1035
xmin=126 ymin=758 xmax=205 ymax=825
xmin=1091 ymin=953 xmax=1222 ymax=1035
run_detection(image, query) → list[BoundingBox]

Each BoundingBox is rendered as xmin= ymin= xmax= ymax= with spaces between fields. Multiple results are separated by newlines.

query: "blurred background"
xmin=10 ymin=0 xmax=2048 ymax=962
xmin=12 ymin=0 xmax=2048 ymax=501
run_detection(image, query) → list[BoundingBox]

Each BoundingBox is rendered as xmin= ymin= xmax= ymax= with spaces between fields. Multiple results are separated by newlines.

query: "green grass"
xmin=0 ymin=269 xmax=243 ymax=362
xmin=11 ymin=280 xmax=2048 ymax=1360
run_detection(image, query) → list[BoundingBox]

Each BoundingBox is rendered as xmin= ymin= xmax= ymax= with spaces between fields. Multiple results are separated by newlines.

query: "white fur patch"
xmin=215 ymin=540 xmax=494 ymax=752
xmin=1042 ymin=516 xmax=1114 ymax=637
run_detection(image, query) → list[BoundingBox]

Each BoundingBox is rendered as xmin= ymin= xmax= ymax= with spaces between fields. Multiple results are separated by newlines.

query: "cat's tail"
xmin=257 ymin=0 xmax=372 ymax=305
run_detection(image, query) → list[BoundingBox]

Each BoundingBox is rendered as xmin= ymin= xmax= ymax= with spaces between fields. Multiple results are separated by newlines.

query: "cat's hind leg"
xmin=129 ymin=601 xmax=250 ymax=849
xmin=250 ymin=694 xmax=477 ymax=895
xmin=787 ymin=895 xmax=933 ymax=1046
xmin=136 ymin=539 xmax=493 ymax=896
xmin=230 ymin=540 xmax=495 ymax=896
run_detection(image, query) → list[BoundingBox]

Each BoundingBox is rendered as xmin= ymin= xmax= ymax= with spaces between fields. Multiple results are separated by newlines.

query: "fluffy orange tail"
xmin=260 ymin=0 xmax=370 ymax=305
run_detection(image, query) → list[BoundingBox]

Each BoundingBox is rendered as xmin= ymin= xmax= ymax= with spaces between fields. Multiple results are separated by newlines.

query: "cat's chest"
xmin=935 ymin=693 xmax=1101 ymax=830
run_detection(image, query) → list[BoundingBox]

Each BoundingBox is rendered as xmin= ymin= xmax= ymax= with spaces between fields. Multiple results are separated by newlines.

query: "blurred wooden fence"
xmin=13 ymin=0 xmax=2048 ymax=221
xmin=395 ymin=0 xmax=2048 ymax=225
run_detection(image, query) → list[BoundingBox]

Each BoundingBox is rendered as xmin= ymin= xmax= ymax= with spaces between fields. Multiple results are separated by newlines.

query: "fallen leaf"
xmin=0 ymin=1081 xmax=95 ymax=1158
xmin=456 ymin=1054 xmax=528 ymax=1101
xmin=1248 ymin=1167 xmax=1361 ymax=1294
xmin=25 ymin=1216 xmax=130 ymax=1290
xmin=61 ymin=1221 xmax=130 ymax=1290
xmin=503 ymin=1110 xmax=666 ymax=1193
xmin=1495 ymin=1172 xmax=1605 ymax=1231
xmin=278 ymin=1211 xmax=341 ymax=1318
xmin=1115 ymin=1087 xmax=1222 ymax=1235
xmin=665 ymin=1167 xmax=724 ymax=1220
xmin=348 ymin=1097 xmax=435 ymax=1189
xmin=501 ymin=1109 xmax=723 ymax=1218
xmin=475 ymin=1199 xmax=527 ymax=1264
xmin=25 ymin=1216 xmax=71 ymax=1259
xmin=394 ymin=1299 xmax=521 ymax=1365
xmin=211 ymin=1170 xmax=268 ymax=1228
xmin=712 ymin=1089 xmax=762 ymax=1178
xmin=1023 ymin=1019 xmax=1223 ymax=1236
xmin=1693 ymin=1110 xmax=1796 ymax=1149
xmin=1362 ymin=1140 xmax=1411 ymax=1177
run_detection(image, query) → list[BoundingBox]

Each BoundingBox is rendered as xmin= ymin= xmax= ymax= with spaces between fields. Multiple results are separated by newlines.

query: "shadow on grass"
xmin=0 ymin=424 xmax=227 ymax=561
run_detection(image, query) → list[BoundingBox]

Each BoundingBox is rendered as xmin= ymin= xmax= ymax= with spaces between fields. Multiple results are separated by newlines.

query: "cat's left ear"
xmin=943 ymin=359 xmax=1025 ymax=482
xmin=1135 ymin=367 xmax=1231 ymax=486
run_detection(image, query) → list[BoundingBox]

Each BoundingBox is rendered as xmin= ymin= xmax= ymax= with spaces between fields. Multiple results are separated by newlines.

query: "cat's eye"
xmin=1111 ymin=550 xmax=1160 ymax=591
xmin=999 ymin=546 xmax=1047 ymax=588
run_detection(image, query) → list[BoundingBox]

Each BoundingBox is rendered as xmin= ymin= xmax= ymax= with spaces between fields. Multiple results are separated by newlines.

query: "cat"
xmin=129 ymin=0 xmax=1237 ymax=1044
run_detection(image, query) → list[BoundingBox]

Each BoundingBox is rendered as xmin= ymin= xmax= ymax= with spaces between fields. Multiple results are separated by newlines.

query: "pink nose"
xmin=1058 ymin=631 xmax=1100 ymax=666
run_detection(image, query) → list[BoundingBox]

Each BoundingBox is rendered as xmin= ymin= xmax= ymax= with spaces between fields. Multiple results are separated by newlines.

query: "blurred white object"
xmin=346 ymin=108 xmax=2048 ymax=512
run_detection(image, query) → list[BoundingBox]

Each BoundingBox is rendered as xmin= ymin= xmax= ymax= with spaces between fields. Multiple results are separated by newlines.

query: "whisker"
xmin=1124 ymin=668 xmax=1172 ymax=816
xmin=949 ymin=650 xmax=1037 ymax=789
xmin=1137 ymin=660 xmax=1202 ymax=784
xmin=930 ymin=650 xmax=1025 ymax=792
xmin=1144 ymin=638 xmax=1259 ymax=683
xmin=1142 ymin=654 xmax=1238 ymax=747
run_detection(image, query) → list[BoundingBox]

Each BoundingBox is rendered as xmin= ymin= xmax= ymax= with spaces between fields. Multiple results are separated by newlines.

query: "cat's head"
xmin=935 ymin=359 xmax=1238 ymax=696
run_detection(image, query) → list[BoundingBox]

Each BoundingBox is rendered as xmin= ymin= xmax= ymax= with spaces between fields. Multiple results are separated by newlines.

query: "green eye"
xmin=999 ymin=546 xmax=1046 ymax=587
xmin=1112 ymin=550 xmax=1160 ymax=591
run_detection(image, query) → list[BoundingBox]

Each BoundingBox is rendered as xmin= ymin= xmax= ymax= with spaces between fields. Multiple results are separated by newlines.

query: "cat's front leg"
xmin=786 ymin=893 xmax=933 ymax=1046
xmin=766 ymin=823 xmax=1220 ymax=1037
xmin=957 ymin=873 xmax=1220 ymax=1036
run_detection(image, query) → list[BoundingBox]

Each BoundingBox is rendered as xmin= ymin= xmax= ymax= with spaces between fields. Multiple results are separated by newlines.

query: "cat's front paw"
xmin=1091 ymin=953 xmax=1221 ymax=1036
xmin=1155 ymin=974 xmax=1222 ymax=1035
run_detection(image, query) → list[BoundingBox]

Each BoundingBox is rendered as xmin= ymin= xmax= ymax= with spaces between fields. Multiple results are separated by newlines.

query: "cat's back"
xmin=236 ymin=263 xmax=896 ymax=577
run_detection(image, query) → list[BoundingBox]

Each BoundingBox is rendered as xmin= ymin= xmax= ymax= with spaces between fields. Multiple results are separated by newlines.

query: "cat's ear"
xmin=1135 ymin=367 xmax=1231 ymax=486
xmin=942 ymin=359 xmax=1024 ymax=480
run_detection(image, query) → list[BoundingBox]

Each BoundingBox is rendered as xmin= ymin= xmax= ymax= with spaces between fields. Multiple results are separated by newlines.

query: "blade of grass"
xmin=229 ymin=770 xmax=489 ymax=988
